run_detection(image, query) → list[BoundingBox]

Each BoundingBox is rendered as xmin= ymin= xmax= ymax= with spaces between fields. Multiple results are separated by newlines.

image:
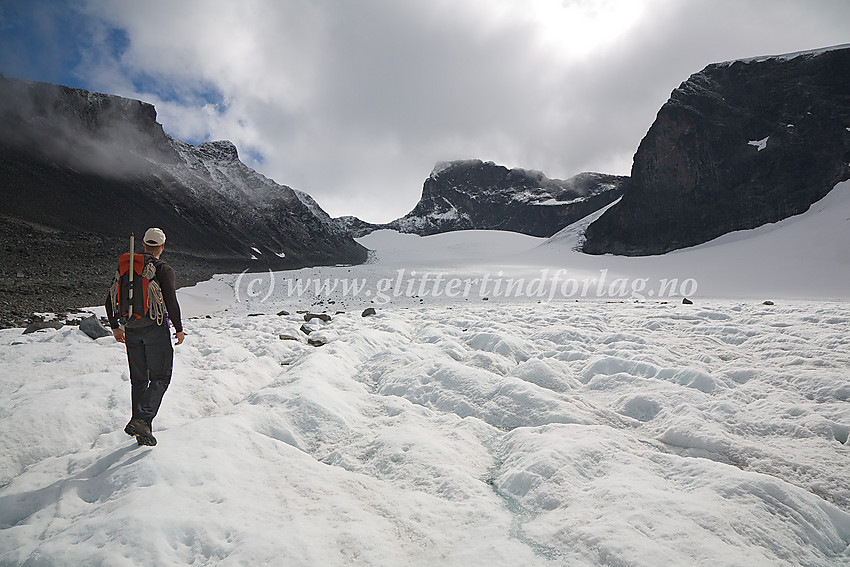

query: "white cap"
xmin=143 ymin=227 xmax=166 ymax=246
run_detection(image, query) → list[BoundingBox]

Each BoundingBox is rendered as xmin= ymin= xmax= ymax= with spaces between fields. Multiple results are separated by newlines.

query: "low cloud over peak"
xmin=3 ymin=0 xmax=850 ymax=222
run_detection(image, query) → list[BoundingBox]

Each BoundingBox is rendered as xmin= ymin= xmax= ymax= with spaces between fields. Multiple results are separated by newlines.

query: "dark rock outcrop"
xmin=335 ymin=216 xmax=381 ymax=239
xmin=337 ymin=160 xmax=627 ymax=238
xmin=23 ymin=321 xmax=64 ymax=334
xmin=0 ymin=75 xmax=367 ymax=324
xmin=582 ymin=45 xmax=850 ymax=255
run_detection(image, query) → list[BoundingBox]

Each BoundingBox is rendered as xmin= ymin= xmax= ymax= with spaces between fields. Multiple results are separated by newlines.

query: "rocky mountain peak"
xmin=395 ymin=160 xmax=626 ymax=237
xmin=197 ymin=140 xmax=239 ymax=162
xmin=429 ymin=159 xmax=490 ymax=178
xmin=337 ymin=160 xmax=627 ymax=238
xmin=424 ymin=159 xmax=571 ymax=195
xmin=582 ymin=44 xmax=850 ymax=255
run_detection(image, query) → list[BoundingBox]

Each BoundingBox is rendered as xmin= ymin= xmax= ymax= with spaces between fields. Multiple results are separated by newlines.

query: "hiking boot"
xmin=124 ymin=420 xmax=137 ymax=436
xmin=124 ymin=418 xmax=153 ymax=435
xmin=137 ymin=434 xmax=156 ymax=446
xmin=124 ymin=418 xmax=149 ymax=435
xmin=126 ymin=418 xmax=157 ymax=446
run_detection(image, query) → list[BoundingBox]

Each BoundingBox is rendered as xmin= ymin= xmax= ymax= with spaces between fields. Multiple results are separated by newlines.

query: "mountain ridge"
xmin=337 ymin=159 xmax=628 ymax=238
xmin=0 ymin=75 xmax=366 ymax=325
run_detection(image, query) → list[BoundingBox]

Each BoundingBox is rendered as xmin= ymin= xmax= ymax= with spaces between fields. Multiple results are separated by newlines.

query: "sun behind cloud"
xmin=499 ymin=0 xmax=652 ymax=60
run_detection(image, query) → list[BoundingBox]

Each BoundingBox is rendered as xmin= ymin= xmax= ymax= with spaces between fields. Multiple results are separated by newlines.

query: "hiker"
xmin=105 ymin=227 xmax=184 ymax=446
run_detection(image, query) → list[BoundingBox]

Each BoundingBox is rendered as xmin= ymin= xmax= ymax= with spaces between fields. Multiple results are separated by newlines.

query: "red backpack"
xmin=109 ymin=250 xmax=167 ymax=326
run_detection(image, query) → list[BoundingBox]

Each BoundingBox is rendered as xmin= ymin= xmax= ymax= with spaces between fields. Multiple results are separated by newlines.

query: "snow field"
xmin=1 ymin=298 xmax=849 ymax=566
xmin=2 ymin=180 xmax=849 ymax=565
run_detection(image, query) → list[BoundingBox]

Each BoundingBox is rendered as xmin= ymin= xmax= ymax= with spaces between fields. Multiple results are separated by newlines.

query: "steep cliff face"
xmin=582 ymin=45 xmax=850 ymax=255
xmin=339 ymin=160 xmax=627 ymax=238
xmin=0 ymin=75 xmax=365 ymax=265
xmin=0 ymin=75 xmax=366 ymax=324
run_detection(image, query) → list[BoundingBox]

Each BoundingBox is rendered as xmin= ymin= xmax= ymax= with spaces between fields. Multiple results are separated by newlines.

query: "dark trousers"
xmin=125 ymin=323 xmax=173 ymax=427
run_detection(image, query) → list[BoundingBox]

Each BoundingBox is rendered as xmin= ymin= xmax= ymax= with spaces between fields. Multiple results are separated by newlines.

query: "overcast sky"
xmin=2 ymin=0 xmax=849 ymax=222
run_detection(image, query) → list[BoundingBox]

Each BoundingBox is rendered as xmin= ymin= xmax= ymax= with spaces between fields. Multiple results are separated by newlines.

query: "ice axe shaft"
xmin=128 ymin=234 xmax=134 ymax=318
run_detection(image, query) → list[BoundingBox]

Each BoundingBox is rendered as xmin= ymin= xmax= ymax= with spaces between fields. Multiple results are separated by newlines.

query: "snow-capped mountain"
xmin=0 ymin=74 xmax=363 ymax=263
xmin=582 ymin=44 xmax=850 ymax=255
xmin=0 ymin=74 xmax=366 ymax=324
xmin=337 ymin=160 xmax=627 ymax=238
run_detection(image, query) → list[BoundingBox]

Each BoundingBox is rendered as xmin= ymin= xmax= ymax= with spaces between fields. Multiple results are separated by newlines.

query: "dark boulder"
xmin=79 ymin=315 xmax=111 ymax=339
xmin=23 ymin=321 xmax=64 ymax=334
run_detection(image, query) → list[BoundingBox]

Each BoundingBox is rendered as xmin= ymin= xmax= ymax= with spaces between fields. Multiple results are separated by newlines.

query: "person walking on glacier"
xmin=106 ymin=227 xmax=185 ymax=446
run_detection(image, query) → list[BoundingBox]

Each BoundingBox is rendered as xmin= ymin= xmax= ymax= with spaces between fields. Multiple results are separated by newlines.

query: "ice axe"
xmin=128 ymin=233 xmax=134 ymax=319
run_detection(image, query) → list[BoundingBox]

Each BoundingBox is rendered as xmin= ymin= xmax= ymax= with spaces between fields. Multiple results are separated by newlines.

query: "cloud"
xmin=15 ymin=0 xmax=850 ymax=222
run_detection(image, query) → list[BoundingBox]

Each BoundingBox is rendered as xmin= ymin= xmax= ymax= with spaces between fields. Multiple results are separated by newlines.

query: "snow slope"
xmin=540 ymin=180 xmax=850 ymax=300
xmin=2 ymin=302 xmax=848 ymax=566
xmin=1 ymin=183 xmax=849 ymax=566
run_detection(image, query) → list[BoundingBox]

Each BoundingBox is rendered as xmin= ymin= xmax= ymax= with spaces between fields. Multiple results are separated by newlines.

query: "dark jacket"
xmin=105 ymin=253 xmax=183 ymax=333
